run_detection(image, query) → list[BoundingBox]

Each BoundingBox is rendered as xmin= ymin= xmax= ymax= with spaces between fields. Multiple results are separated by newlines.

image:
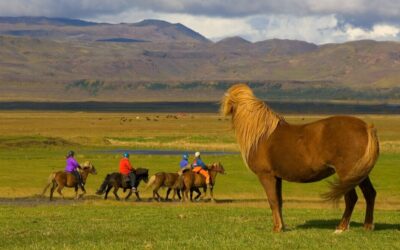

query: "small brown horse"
xmin=181 ymin=162 xmax=225 ymax=202
xmin=145 ymin=172 xmax=182 ymax=201
xmin=42 ymin=161 xmax=97 ymax=201
xmin=221 ymin=83 xmax=379 ymax=232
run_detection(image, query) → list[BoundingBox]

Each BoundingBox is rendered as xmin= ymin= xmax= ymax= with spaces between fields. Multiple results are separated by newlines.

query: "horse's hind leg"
xmin=57 ymin=186 xmax=65 ymax=199
xmin=113 ymin=187 xmax=121 ymax=200
xmin=165 ymin=188 xmax=172 ymax=201
xmin=335 ymin=188 xmax=358 ymax=233
xmin=153 ymin=188 xmax=162 ymax=202
xmin=182 ymin=188 xmax=189 ymax=202
xmin=359 ymin=176 xmax=376 ymax=230
xmin=104 ymin=186 xmax=112 ymax=200
xmin=49 ymin=182 xmax=57 ymax=201
xmin=193 ymin=188 xmax=201 ymax=201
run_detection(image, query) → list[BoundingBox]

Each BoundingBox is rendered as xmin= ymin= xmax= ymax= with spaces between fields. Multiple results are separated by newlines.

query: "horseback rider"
xmin=178 ymin=153 xmax=190 ymax=175
xmin=64 ymin=150 xmax=85 ymax=189
xmin=119 ymin=152 xmax=137 ymax=192
xmin=191 ymin=151 xmax=211 ymax=187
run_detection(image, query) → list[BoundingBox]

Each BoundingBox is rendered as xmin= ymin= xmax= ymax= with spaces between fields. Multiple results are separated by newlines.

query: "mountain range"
xmin=0 ymin=16 xmax=399 ymax=102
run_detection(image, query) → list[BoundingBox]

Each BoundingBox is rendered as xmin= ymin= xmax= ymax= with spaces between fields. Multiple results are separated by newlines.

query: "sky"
xmin=0 ymin=0 xmax=399 ymax=44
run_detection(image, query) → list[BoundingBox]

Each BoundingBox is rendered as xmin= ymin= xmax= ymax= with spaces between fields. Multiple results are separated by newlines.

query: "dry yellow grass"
xmin=1 ymin=112 xmax=399 ymax=152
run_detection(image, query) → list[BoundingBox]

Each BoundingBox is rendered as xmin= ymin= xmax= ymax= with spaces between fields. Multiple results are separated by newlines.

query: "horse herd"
xmin=42 ymin=83 xmax=381 ymax=233
xmin=41 ymin=161 xmax=225 ymax=202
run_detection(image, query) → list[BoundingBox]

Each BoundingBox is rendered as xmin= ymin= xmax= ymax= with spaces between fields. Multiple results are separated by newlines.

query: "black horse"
xmin=96 ymin=168 xmax=149 ymax=201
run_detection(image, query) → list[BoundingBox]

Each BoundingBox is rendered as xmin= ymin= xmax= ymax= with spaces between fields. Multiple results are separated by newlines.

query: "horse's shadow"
xmin=297 ymin=219 xmax=399 ymax=231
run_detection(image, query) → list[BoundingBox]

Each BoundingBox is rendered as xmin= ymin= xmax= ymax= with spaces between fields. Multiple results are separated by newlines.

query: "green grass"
xmin=0 ymin=145 xmax=400 ymax=205
xmin=0 ymin=112 xmax=399 ymax=249
xmin=0 ymin=204 xmax=399 ymax=250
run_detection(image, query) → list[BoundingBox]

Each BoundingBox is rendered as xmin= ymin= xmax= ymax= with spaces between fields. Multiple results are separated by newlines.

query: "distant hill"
xmin=0 ymin=16 xmax=399 ymax=102
xmin=0 ymin=16 xmax=209 ymax=43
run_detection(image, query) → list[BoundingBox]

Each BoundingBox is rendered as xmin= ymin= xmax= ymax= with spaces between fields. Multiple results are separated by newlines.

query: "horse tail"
xmin=96 ymin=174 xmax=111 ymax=195
xmin=144 ymin=175 xmax=157 ymax=191
xmin=323 ymin=124 xmax=379 ymax=202
xmin=41 ymin=172 xmax=56 ymax=196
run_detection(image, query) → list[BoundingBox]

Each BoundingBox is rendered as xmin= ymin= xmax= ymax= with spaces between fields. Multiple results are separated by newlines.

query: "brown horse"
xmin=145 ymin=172 xmax=182 ymax=201
xmin=42 ymin=161 xmax=97 ymax=201
xmin=181 ymin=162 xmax=225 ymax=202
xmin=221 ymin=83 xmax=379 ymax=232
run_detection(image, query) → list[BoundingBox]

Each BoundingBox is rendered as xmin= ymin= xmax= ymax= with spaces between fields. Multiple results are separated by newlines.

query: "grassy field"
xmin=0 ymin=111 xmax=399 ymax=249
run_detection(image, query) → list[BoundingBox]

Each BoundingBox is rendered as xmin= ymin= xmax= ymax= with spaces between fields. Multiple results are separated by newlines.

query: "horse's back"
xmin=265 ymin=115 xmax=374 ymax=182
xmin=164 ymin=173 xmax=179 ymax=186
xmin=270 ymin=115 xmax=369 ymax=155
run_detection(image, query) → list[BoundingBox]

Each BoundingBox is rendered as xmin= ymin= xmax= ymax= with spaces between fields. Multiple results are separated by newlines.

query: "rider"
xmin=64 ymin=150 xmax=85 ymax=189
xmin=119 ymin=152 xmax=137 ymax=192
xmin=178 ymin=153 xmax=190 ymax=175
xmin=191 ymin=151 xmax=211 ymax=187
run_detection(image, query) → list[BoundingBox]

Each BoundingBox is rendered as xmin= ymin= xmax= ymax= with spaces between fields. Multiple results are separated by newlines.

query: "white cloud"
xmin=89 ymin=9 xmax=400 ymax=44
xmin=346 ymin=24 xmax=400 ymax=41
xmin=1 ymin=0 xmax=400 ymax=44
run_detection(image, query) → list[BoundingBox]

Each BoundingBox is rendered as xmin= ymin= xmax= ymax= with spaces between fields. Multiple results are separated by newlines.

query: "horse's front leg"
xmin=74 ymin=186 xmax=79 ymax=200
xmin=79 ymin=186 xmax=86 ymax=199
xmin=134 ymin=190 xmax=141 ymax=201
xmin=176 ymin=189 xmax=182 ymax=200
xmin=257 ymin=173 xmax=284 ymax=232
xmin=200 ymin=186 xmax=207 ymax=200
xmin=76 ymin=186 xmax=86 ymax=199
xmin=125 ymin=189 xmax=133 ymax=201
xmin=208 ymin=186 xmax=215 ymax=202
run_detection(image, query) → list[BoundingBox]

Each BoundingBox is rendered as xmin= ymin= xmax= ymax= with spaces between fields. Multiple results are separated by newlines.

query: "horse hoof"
xmin=334 ymin=229 xmax=344 ymax=234
xmin=364 ymin=224 xmax=374 ymax=231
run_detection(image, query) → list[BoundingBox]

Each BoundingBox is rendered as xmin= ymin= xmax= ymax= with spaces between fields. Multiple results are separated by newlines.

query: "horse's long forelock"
xmin=222 ymin=84 xmax=282 ymax=167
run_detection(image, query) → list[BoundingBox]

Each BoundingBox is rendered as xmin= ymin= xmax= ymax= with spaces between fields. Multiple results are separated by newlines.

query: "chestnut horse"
xmin=221 ymin=83 xmax=379 ymax=233
xmin=95 ymin=168 xmax=149 ymax=201
xmin=145 ymin=172 xmax=183 ymax=201
xmin=42 ymin=161 xmax=97 ymax=201
xmin=181 ymin=162 xmax=225 ymax=202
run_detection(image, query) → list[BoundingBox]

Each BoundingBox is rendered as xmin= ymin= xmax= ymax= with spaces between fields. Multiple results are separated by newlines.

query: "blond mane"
xmin=221 ymin=83 xmax=283 ymax=167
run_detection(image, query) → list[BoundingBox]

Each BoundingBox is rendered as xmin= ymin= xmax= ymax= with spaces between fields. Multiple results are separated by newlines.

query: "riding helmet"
xmin=67 ymin=150 xmax=75 ymax=157
xmin=123 ymin=152 xmax=130 ymax=158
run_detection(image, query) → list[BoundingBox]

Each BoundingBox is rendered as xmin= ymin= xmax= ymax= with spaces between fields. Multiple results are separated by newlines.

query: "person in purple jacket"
xmin=65 ymin=150 xmax=84 ymax=189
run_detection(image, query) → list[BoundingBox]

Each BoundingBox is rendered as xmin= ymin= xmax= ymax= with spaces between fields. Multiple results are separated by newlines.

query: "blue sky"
xmin=0 ymin=0 xmax=399 ymax=44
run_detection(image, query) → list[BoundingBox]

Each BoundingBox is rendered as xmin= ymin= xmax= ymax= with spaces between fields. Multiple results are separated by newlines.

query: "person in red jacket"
xmin=119 ymin=152 xmax=137 ymax=192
